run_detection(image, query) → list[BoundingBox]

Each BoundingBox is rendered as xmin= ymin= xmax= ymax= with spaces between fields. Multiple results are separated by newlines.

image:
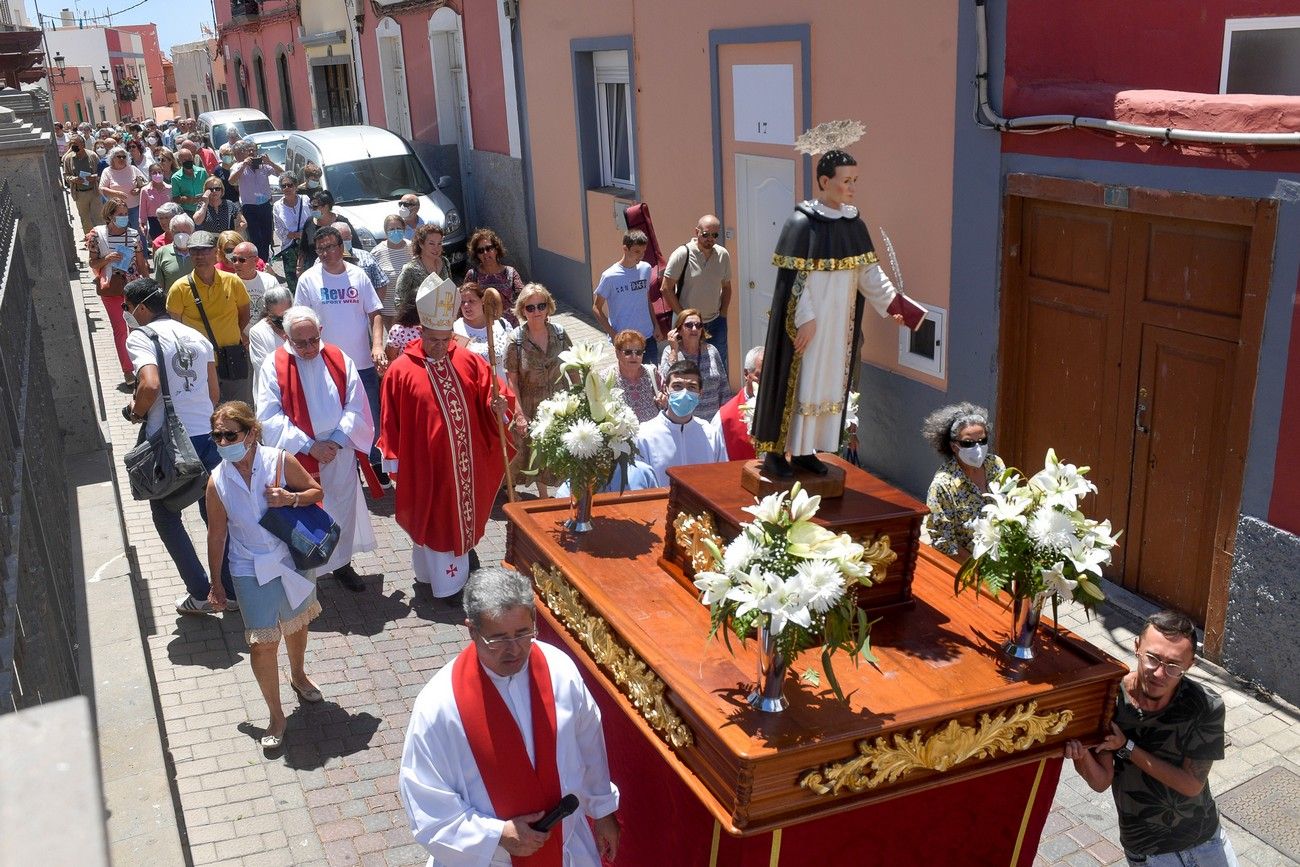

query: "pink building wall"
xmin=361 ymin=0 xmax=511 ymax=153
xmin=519 ymin=1 xmax=958 ymax=385
xmin=215 ymin=4 xmax=312 ymax=129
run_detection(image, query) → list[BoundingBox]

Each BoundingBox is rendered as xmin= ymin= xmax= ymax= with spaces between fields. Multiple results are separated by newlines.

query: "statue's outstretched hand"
xmin=794 ymin=319 xmax=817 ymax=354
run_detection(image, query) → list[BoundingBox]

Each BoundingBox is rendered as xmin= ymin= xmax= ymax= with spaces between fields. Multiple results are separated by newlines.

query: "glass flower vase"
xmin=564 ymin=480 xmax=596 ymax=533
xmin=1003 ymin=588 xmax=1044 ymax=661
xmin=747 ymin=622 xmax=788 ymax=712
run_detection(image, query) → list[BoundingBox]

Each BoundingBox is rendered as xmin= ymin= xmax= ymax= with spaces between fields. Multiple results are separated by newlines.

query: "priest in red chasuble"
xmin=379 ymin=274 xmax=514 ymax=597
xmin=399 ymin=566 xmax=620 ymax=865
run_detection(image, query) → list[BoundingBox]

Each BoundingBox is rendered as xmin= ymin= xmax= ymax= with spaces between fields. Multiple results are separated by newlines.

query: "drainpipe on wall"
xmin=973 ymin=0 xmax=1300 ymax=147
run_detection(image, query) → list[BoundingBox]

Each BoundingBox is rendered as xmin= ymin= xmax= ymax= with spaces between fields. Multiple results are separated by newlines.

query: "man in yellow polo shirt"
xmin=166 ymin=230 xmax=252 ymax=403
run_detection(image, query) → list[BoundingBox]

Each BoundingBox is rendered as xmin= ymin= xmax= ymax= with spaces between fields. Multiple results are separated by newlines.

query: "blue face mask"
xmin=386 ymin=229 xmax=405 ymax=244
xmin=114 ymin=215 xmax=130 ymax=228
xmin=216 ymin=439 xmax=250 ymax=462
xmin=667 ymin=388 xmax=700 ymax=418
xmin=311 ymin=209 xmax=322 ymax=220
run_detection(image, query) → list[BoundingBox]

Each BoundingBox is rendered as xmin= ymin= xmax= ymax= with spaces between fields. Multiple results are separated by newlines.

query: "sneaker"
xmin=175 ymin=594 xmax=215 ymax=615
xmin=223 ymin=598 xmax=240 ymax=612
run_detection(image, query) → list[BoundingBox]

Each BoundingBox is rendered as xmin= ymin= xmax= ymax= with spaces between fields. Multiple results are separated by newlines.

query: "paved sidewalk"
xmin=78 ymin=260 xmax=1298 ymax=866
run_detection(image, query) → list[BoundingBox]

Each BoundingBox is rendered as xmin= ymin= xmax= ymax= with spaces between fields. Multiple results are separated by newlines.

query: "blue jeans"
xmin=150 ymin=434 xmax=234 ymax=601
xmin=241 ymin=200 xmax=273 ymax=262
xmin=357 ymin=365 xmax=382 ymax=465
xmin=643 ymin=337 xmax=659 ymax=369
xmin=705 ymin=315 xmax=729 ymax=379
xmin=1125 ymin=827 xmax=1238 ymax=867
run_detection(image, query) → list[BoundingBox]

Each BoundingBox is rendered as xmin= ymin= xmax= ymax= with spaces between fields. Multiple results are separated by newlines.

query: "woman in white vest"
xmin=205 ymin=400 xmax=326 ymax=750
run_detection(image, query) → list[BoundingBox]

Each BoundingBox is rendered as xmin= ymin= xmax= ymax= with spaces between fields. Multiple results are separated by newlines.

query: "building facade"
xmin=951 ymin=1 xmax=1300 ymax=701
xmin=44 ymin=19 xmax=153 ymax=122
xmin=172 ymin=39 xmax=226 ymax=119
xmin=116 ymin=24 xmax=168 ymax=120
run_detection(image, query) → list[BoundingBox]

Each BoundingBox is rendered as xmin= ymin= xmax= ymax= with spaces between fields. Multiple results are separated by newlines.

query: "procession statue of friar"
xmin=751 ymin=120 xmax=923 ymax=479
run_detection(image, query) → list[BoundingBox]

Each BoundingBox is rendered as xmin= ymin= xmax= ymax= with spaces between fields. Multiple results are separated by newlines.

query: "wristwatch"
xmin=1116 ymin=738 xmax=1135 ymax=761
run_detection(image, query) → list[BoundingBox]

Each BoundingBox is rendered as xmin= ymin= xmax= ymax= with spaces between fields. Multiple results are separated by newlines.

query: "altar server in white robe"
xmin=256 ymin=305 xmax=378 ymax=592
xmin=400 ymin=566 xmax=620 ymax=866
xmin=633 ymin=358 xmax=726 ymax=486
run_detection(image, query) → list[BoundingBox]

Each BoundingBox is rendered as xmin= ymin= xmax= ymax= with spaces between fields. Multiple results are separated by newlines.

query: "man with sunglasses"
xmin=1065 ymin=610 xmax=1235 ymax=866
xmin=400 ymin=566 xmax=620 ymax=865
xmin=120 ymin=277 xmax=238 ymax=616
xmin=661 ymin=214 xmax=733 ymax=376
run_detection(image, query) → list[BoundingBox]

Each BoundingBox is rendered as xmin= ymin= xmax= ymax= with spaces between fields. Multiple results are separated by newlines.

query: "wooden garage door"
xmin=999 ymin=179 xmax=1275 ymax=649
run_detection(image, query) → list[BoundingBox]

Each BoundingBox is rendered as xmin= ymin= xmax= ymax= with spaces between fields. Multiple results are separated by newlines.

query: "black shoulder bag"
xmin=122 ymin=327 xmax=208 ymax=510
xmin=188 ymin=275 xmax=250 ymax=381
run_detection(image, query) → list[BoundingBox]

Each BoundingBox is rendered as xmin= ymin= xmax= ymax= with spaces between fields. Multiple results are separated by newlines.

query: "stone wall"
xmin=0 ymin=178 xmax=82 ymax=711
xmin=1223 ymin=516 xmax=1300 ymax=705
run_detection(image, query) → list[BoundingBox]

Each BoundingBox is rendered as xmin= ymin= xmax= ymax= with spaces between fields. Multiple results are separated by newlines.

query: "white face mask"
xmin=957 ymin=442 xmax=988 ymax=468
xmin=397 ymin=205 xmax=411 ymax=220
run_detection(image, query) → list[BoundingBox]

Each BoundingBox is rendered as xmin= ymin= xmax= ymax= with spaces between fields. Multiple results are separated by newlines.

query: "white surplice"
xmin=411 ymin=545 xmax=470 ymax=597
xmin=256 ymin=349 xmax=376 ymax=573
xmin=399 ymin=641 xmax=620 ymax=867
xmin=633 ymin=412 xmax=726 ymax=486
xmin=787 ymin=201 xmax=899 ymax=456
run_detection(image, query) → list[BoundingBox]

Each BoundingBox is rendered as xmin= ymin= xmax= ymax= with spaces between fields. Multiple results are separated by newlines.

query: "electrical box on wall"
xmin=898 ymin=303 xmax=946 ymax=378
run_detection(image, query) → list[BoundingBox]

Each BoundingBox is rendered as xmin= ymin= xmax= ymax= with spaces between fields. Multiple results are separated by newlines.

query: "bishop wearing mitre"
xmin=379 ymin=273 xmax=514 ymax=597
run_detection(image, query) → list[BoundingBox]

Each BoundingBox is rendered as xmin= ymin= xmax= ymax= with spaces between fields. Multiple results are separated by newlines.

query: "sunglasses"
xmin=223 ymin=247 xmax=236 ymax=254
xmin=523 ymin=303 xmax=547 ymax=313
xmin=697 ymin=231 xmax=720 ymax=239
xmin=681 ymin=321 xmax=703 ymax=330
xmin=230 ymin=256 xmax=249 ymax=263
xmin=619 ymin=348 xmax=645 ymax=357
xmin=475 ymin=246 xmax=496 ymax=254
xmin=956 ymin=437 xmax=989 ymax=448
xmin=209 ymin=429 xmax=245 ymax=443
xmin=279 ymin=184 xmax=295 ymax=190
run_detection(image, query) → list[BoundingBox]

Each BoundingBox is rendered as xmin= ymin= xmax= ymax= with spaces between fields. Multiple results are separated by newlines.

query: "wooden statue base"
xmin=666 ymin=456 xmax=928 ymax=612
xmin=739 ymin=458 xmax=845 ymax=497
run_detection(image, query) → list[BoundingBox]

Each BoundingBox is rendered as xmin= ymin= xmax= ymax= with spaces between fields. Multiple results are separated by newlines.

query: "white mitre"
xmin=416 ymin=273 xmax=457 ymax=330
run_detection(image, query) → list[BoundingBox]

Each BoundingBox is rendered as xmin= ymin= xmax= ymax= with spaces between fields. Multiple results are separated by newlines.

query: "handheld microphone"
xmin=530 ymin=794 xmax=579 ymax=833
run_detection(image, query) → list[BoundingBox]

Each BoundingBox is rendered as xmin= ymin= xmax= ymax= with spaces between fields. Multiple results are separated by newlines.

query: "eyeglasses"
xmin=523 ymin=303 xmax=547 ymax=313
xmin=682 ymin=321 xmax=703 ymax=330
xmin=619 ymin=348 xmax=645 ymax=357
xmin=279 ymin=183 xmax=294 ymax=190
xmin=289 ymin=336 xmax=321 ymax=349
xmin=315 ymin=243 xmax=340 ymax=253
xmin=477 ymin=628 xmax=538 ymax=650
xmin=697 ymin=231 xmax=720 ymax=239
xmin=209 ymin=429 xmax=246 ymax=444
xmin=475 ymin=246 xmax=496 ymax=254
xmin=230 ymin=256 xmax=249 ymax=263
xmin=1138 ymin=651 xmax=1187 ymax=678
xmin=955 ymin=437 xmax=989 ymax=448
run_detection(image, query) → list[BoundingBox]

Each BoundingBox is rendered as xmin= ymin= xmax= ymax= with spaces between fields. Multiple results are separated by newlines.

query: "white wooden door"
xmin=735 ymin=154 xmax=795 ymax=354
xmin=379 ymin=34 xmax=412 ymax=139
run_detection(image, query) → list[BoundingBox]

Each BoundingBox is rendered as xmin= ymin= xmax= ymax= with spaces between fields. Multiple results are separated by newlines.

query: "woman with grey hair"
xmin=920 ymin=402 xmax=1006 ymax=558
xmin=98 ymin=145 xmax=148 ymax=229
xmin=248 ymin=284 xmax=295 ymax=395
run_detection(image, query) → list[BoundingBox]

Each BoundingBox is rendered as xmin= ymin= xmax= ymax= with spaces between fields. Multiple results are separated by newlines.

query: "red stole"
xmin=452 ymin=643 xmax=563 ymax=865
xmin=273 ymin=344 xmax=383 ymax=498
xmin=717 ymin=390 xmax=757 ymax=461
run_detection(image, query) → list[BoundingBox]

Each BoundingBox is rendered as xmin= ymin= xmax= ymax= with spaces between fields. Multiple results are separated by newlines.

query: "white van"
xmin=282 ymin=126 xmax=465 ymax=260
xmin=197 ymin=108 xmax=275 ymax=149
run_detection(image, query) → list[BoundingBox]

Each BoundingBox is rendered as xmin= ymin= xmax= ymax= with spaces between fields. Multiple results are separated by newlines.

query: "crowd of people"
xmin=62 ymin=119 xmax=1234 ymax=867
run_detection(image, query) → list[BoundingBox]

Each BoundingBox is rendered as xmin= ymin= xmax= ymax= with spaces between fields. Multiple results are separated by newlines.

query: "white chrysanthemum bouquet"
xmin=956 ymin=449 xmax=1120 ymax=616
xmin=528 ymin=342 xmax=641 ymax=494
xmin=694 ymin=483 xmax=878 ymax=701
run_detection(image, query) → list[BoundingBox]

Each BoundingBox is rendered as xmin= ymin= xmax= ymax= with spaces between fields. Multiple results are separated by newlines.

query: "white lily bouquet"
xmin=693 ymin=483 xmax=877 ymax=701
xmin=528 ymin=342 xmax=641 ymax=495
xmin=956 ymin=449 xmax=1120 ymax=619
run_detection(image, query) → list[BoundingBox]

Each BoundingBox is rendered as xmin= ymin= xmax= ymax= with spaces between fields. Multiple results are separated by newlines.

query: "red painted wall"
xmin=461 ymin=0 xmax=509 ymax=154
xmin=221 ymin=24 xmax=312 ymax=130
xmin=118 ymin=24 xmax=166 ymax=114
xmin=1002 ymin=0 xmax=1300 ymax=172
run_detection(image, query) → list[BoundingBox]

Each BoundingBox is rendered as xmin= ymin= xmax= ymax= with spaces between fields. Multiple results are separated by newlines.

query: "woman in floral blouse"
xmin=505 ymin=283 xmax=572 ymax=497
xmin=921 ymin=402 xmax=1006 ymax=558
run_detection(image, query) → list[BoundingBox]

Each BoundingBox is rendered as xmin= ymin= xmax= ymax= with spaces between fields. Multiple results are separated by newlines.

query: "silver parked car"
xmin=282 ymin=126 xmax=464 ymax=259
